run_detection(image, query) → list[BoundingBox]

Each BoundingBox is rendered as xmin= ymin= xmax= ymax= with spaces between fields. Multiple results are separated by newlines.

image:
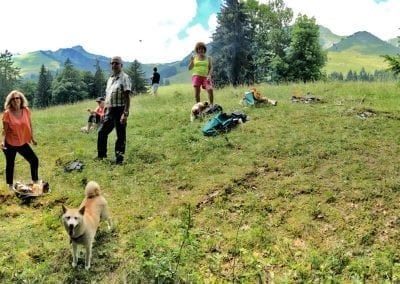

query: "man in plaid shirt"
xmin=97 ymin=56 xmax=131 ymax=165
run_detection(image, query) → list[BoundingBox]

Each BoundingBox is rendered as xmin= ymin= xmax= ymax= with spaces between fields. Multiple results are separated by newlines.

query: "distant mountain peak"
xmin=327 ymin=30 xmax=400 ymax=55
xmin=72 ymin=45 xmax=84 ymax=50
xmin=347 ymin=31 xmax=381 ymax=42
xmin=56 ymin=45 xmax=86 ymax=52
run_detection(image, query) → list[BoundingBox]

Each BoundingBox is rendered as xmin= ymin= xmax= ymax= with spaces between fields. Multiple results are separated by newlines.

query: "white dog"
xmin=62 ymin=181 xmax=112 ymax=270
xmin=190 ymin=101 xmax=209 ymax=122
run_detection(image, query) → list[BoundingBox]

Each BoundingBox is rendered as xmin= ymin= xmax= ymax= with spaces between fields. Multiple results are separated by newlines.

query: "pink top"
xmin=2 ymin=107 xmax=33 ymax=146
xmin=95 ymin=106 xmax=105 ymax=118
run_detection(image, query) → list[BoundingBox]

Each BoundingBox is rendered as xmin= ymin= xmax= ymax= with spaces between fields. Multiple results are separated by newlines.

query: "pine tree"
xmin=381 ymin=35 xmax=400 ymax=76
xmin=382 ymin=54 xmax=400 ymax=76
xmin=82 ymin=70 xmax=95 ymax=98
xmin=347 ymin=70 xmax=353 ymax=81
xmin=35 ymin=64 xmax=52 ymax=108
xmin=211 ymin=0 xmax=253 ymax=86
xmin=52 ymin=58 xmax=88 ymax=104
xmin=285 ymin=15 xmax=327 ymax=82
xmin=359 ymin=67 xmax=369 ymax=81
xmin=126 ymin=60 xmax=148 ymax=94
xmin=0 ymin=50 xmax=21 ymax=109
xmin=93 ymin=59 xmax=106 ymax=98
xmin=18 ymin=80 xmax=37 ymax=104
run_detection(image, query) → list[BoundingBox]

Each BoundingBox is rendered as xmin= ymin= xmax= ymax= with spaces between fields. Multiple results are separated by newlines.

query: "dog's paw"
xmin=85 ymin=264 xmax=91 ymax=270
xmin=72 ymin=261 xmax=77 ymax=268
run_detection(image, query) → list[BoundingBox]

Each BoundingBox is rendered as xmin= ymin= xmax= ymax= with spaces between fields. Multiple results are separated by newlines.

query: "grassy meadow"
xmin=0 ymin=81 xmax=400 ymax=282
xmin=324 ymin=50 xmax=390 ymax=74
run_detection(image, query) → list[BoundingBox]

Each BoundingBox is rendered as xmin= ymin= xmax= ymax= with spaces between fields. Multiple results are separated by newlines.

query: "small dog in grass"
xmin=190 ymin=101 xmax=209 ymax=122
xmin=62 ymin=181 xmax=111 ymax=270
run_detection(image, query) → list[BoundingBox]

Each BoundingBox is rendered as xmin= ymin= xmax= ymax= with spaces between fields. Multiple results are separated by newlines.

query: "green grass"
xmin=0 ymin=82 xmax=400 ymax=282
xmin=325 ymin=50 xmax=390 ymax=74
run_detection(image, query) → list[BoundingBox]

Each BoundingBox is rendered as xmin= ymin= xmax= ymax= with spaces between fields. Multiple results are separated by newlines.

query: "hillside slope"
xmin=319 ymin=25 xmax=344 ymax=49
xmin=328 ymin=31 xmax=400 ymax=55
xmin=0 ymin=82 xmax=399 ymax=282
xmin=323 ymin=31 xmax=400 ymax=74
xmin=13 ymin=45 xmax=177 ymax=81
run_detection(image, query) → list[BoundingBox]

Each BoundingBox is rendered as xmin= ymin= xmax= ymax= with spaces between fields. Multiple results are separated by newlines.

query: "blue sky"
xmin=1 ymin=0 xmax=221 ymax=63
xmin=1 ymin=0 xmax=398 ymax=64
xmin=178 ymin=0 xmax=223 ymax=40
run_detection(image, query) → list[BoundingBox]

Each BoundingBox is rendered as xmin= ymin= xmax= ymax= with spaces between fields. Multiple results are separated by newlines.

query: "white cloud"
xmin=208 ymin=13 xmax=218 ymax=32
xmin=5 ymin=0 xmax=397 ymax=65
xmin=282 ymin=0 xmax=399 ymax=40
xmin=1 ymin=0 xmax=216 ymax=63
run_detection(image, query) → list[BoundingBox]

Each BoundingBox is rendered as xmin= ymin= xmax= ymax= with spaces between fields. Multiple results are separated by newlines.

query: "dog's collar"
xmin=70 ymin=233 xmax=85 ymax=243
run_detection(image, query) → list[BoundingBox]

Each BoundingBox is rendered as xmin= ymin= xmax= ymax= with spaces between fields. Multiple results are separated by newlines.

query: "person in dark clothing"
xmin=150 ymin=67 xmax=160 ymax=96
xmin=96 ymin=56 xmax=131 ymax=165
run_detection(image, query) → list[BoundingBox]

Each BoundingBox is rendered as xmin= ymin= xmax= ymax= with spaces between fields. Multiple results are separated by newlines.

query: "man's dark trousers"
xmin=97 ymin=106 xmax=126 ymax=163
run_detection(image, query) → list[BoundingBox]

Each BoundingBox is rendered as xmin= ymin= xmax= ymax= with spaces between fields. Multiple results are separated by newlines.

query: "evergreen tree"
xmin=382 ymin=54 xmax=400 ymax=76
xmin=0 ymin=50 xmax=21 ymax=109
xmin=35 ymin=64 xmax=53 ymax=108
xmin=285 ymin=15 xmax=327 ymax=82
xmin=382 ymin=35 xmax=400 ymax=76
xmin=81 ymin=70 xmax=95 ymax=98
xmin=52 ymin=58 xmax=88 ymax=104
xmin=359 ymin=67 xmax=369 ymax=81
xmin=329 ymin=71 xmax=344 ymax=81
xmin=211 ymin=0 xmax=253 ymax=86
xmin=18 ymin=80 xmax=37 ymax=104
xmin=346 ymin=70 xmax=354 ymax=81
xmin=352 ymin=71 xmax=358 ymax=81
xmin=126 ymin=59 xmax=147 ymax=94
xmin=93 ymin=59 xmax=106 ymax=98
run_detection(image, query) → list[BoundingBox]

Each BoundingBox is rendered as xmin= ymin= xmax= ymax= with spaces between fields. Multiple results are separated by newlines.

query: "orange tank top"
xmin=2 ymin=107 xmax=33 ymax=146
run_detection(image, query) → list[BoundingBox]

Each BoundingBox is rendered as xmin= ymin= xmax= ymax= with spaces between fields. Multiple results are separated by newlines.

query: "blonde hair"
xmin=4 ymin=90 xmax=29 ymax=110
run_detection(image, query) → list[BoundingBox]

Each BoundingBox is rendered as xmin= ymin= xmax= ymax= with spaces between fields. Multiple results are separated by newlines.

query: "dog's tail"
xmin=85 ymin=181 xmax=101 ymax=198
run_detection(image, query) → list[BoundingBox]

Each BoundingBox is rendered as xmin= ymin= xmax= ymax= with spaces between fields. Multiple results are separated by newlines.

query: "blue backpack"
xmin=202 ymin=112 xmax=247 ymax=136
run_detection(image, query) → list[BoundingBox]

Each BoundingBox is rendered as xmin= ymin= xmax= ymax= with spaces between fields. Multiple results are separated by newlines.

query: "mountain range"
xmin=12 ymin=26 xmax=400 ymax=83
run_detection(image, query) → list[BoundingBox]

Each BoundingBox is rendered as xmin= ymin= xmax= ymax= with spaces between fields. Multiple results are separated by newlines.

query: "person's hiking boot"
xmin=112 ymin=159 xmax=123 ymax=166
xmin=8 ymin=184 xmax=14 ymax=192
xmin=93 ymin=156 xmax=106 ymax=162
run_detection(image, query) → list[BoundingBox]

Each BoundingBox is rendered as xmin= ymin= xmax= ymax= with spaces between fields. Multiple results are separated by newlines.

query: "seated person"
xmin=81 ymin=97 xmax=105 ymax=133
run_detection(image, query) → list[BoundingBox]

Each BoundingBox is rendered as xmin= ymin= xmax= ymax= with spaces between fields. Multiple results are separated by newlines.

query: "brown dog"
xmin=62 ymin=181 xmax=111 ymax=270
xmin=190 ymin=101 xmax=209 ymax=122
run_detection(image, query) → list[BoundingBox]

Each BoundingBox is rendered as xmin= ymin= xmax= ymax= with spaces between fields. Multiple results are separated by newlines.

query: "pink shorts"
xmin=192 ymin=75 xmax=213 ymax=90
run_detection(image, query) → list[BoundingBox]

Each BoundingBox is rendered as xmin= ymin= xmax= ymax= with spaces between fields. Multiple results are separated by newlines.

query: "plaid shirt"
xmin=105 ymin=71 xmax=131 ymax=108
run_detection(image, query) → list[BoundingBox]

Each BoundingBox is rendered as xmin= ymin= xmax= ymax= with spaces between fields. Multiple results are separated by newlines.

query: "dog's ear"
xmin=79 ymin=206 xmax=86 ymax=215
xmin=62 ymin=204 xmax=68 ymax=213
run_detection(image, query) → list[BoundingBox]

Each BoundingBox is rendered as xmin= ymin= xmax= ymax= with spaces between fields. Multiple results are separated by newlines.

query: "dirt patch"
xmin=0 ymin=193 xmax=15 ymax=205
xmin=196 ymin=164 xmax=276 ymax=211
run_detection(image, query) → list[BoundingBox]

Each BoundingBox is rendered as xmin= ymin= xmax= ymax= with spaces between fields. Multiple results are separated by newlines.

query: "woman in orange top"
xmin=1 ymin=90 xmax=39 ymax=190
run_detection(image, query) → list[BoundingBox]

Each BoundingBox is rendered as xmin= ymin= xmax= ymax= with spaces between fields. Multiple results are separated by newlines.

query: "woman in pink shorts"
xmin=188 ymin=42 xmax=214 ymax=105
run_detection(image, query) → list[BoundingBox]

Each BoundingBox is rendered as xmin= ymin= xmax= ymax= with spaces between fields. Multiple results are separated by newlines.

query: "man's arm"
xmin=123 ymin=90 xmax=130 ymax=114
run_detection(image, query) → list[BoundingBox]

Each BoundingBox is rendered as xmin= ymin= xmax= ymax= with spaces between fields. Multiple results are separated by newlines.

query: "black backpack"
xmin=205 ymin=104 xmax=223 ymax=115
